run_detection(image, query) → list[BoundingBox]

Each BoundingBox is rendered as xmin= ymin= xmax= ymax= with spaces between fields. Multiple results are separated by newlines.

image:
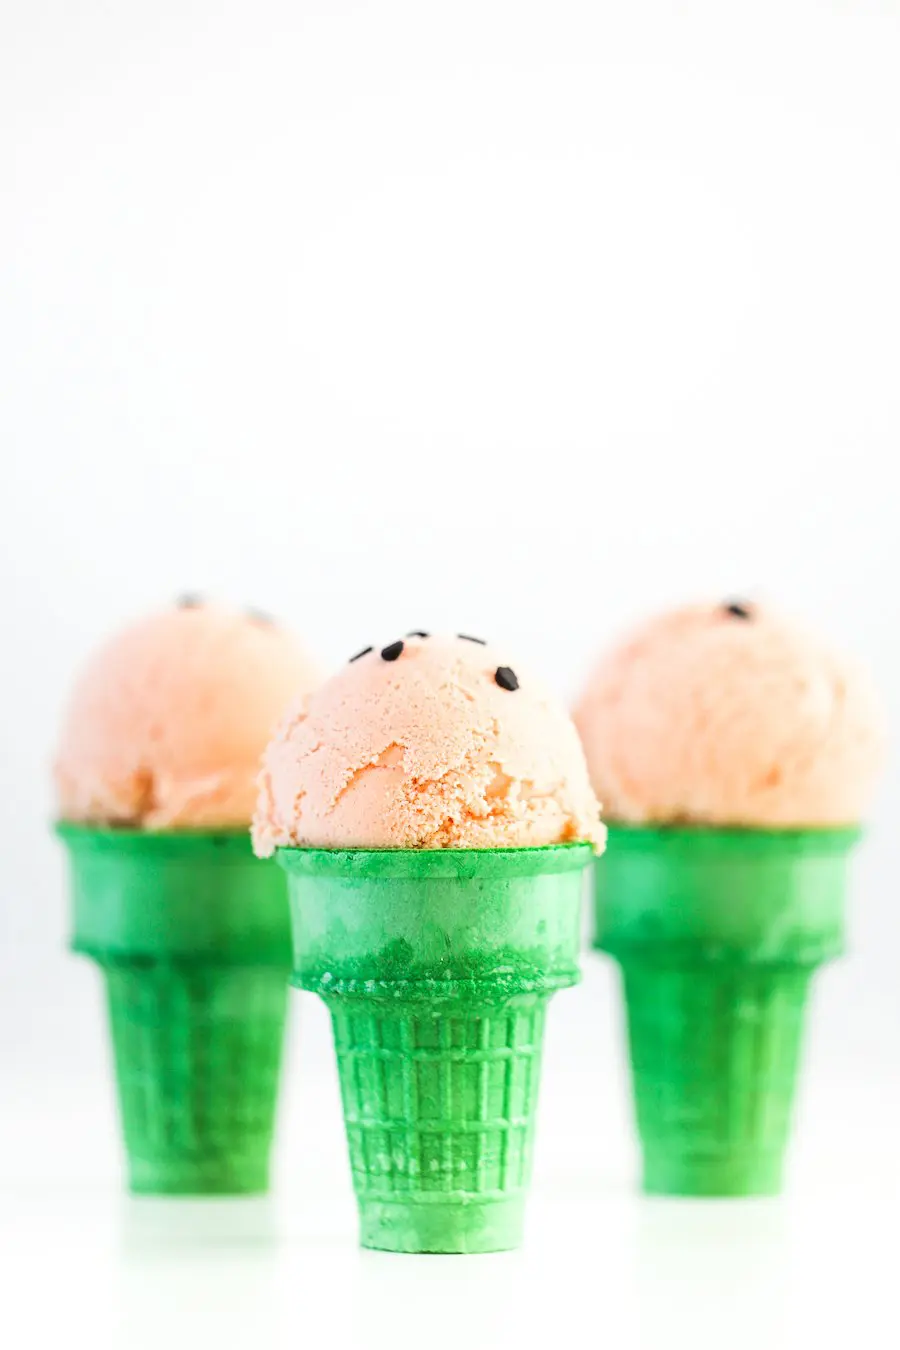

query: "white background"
xmin=1 ymin=2 xmax=899 ymax=1346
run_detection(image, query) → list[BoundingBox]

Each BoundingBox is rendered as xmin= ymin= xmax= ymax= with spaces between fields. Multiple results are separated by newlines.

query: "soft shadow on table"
xmin=353 ymin=1246 xmax=528 ymax=1350
xmin=632 ymin=1200 xmax=792 ymax=1350
xmin=119 ymin=1195 xmax=279 ymax=1256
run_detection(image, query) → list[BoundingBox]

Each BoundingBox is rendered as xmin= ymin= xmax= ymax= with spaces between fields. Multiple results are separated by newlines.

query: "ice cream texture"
xmin=55 ymin=601 xmax=320 ymax=829
xmin=254 ymin=633 xmax=604 ymax=854
xmin=573 ymin=600 xmax=884 ymax=827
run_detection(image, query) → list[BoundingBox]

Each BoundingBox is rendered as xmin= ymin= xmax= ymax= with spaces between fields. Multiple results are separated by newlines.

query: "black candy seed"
xmin=458 ymin=634 xmax=486 ymax=645
xmin=723 ymin=601 xmax=753 ymax=620
xmin=495 ymin=666 xmax=519 ymax=691
xmin=406 ymin=631 xmax=430 ymax=638
xmin=177 ymin=593 xmax=202 ymax=608
xmin=381 ymin=640 xmax=405 ymax=662
xmin=350 ymin=645 xmax=373 ymax=662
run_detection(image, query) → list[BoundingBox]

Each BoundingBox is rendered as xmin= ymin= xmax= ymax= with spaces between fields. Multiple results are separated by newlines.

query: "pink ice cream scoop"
xmin=253 ymin=632 xmax=605 ymax=854
xmin=573 ymin=600 xmax=885 ymax=827
xmin=55 ymin=600 xmax=320 ymax=830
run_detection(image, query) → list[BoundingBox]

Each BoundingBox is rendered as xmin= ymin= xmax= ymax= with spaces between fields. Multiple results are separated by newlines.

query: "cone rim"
xmin=602 ymin=823 xmax=861 ymax=854
xmin=56 ymin=822 xmax=254 ymax=856
xmin=276 ymin=841 xmax=594 ymax=879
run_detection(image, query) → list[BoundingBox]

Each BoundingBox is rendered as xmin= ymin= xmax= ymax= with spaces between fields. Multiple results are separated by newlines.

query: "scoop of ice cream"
xmin=573 ymin=600 xmax=884 ymax=827
xmin=253 ymin=633 xmax=604 ymax=854
xmin=55 ymin=600 xmax=320 ymax=829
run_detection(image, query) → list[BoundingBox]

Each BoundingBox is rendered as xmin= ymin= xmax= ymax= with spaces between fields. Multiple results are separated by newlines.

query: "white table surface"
xmin=2 ymin=960 xmax=899 ymax=1350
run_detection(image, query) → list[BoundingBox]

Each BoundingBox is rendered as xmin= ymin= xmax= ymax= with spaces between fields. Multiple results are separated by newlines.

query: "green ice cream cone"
xmin=595 ymin=825 xmax=860 ymax=1197
xmin=278 ymin=844 xmax=592 ymax=1253
xmin=58 ymin=826 xmax=291 ymax=1196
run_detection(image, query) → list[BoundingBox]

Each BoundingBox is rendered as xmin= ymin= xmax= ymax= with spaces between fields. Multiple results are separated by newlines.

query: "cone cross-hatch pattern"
xmin=58 ymin=826 xmax=293 ymax=1196
xmin=595 ymin=824 xmax=858 ymax=1197
xmin=279 ymin=843 xmax=593 ymax=1252
xmin=104 ymin=962 xmax=288 ymax=1195
xmin=331 ymin=1001 xmax=545 ymax=1200
xmin=622 ymin=964 xmax=811 ymax=1196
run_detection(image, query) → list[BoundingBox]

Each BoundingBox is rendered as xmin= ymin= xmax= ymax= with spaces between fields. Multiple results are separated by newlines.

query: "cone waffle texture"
xmin=279 ymin=844 xmax=591 ymax=1251
xmin=596 ymin=826 xmax=858 ymax=1197
xmin=104 ymin=962 xmax=288 ymax=1195
xmin=622 ymin=963 xmax=810 ymax=1196
xmin=331 ymin=999 xmax=545 ymax=1250
xmin=58 ymin=827 xmax=291 ymax=1195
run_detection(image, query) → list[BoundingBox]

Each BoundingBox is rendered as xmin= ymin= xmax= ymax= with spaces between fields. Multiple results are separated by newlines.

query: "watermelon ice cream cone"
xmin=54 ymin=599 xmax=319 ymax=1195
xmin=254 ymin=632 xmax=604 ymax=1251
xmin=575 ymin=600 xmax=884 ymax=1197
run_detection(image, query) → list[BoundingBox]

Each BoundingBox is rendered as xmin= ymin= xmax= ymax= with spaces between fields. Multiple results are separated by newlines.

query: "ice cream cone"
xmin=58 ymin=826 xmax=291 ymax=1195
xmin=595 ymin=825 xmax=859 ymax=1197
xmin=278 ymin=844 xmax=592 ymax=1252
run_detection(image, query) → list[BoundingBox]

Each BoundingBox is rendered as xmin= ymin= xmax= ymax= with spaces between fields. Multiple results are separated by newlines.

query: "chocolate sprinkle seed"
xmin=350 ymin=646 xmax=373 ymax=662
xmin=495 ymin=666 xmax=519 ymax=691
xmin=406 ymin=631 xmax=430 ymax=638
xmin=723 ymin=601 xmax=753 ymax=620
xmin=381 ymin=640 xmax=405 ymax=662
xmin=458 ymin=634 xmax=487 ymax=645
